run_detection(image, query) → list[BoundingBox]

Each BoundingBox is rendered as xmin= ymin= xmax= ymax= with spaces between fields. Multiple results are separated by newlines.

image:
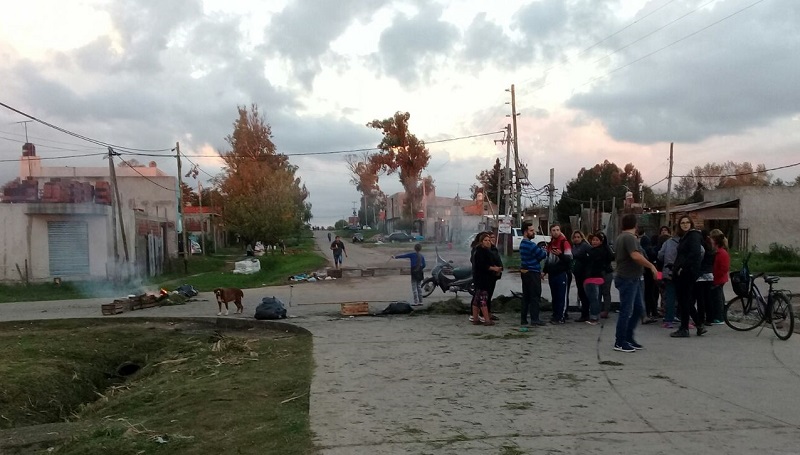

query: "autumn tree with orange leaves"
xmin=217 ymin=105 xmax=311 ymax=244
xmin=345 ymin=151 xmax=384 ymax=226
xmin=366 ymin=111 xmax=433 ymax=220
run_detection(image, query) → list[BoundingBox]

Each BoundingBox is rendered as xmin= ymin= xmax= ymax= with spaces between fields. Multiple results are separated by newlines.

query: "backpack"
xmin=254 ymin=296 xmax=287 ymax=320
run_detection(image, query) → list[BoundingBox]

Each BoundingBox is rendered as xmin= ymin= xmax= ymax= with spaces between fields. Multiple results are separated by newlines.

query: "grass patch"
xmin=0 ymin=319 xmax=314 ymax=455
xmin=730 ymin=247 xmax=800 ymax=276
xmin=0 ymin=240 xmax=326 ymax=304
xmin=500 ymin=445 xmax=526 ymax=455
xmin=599 ymin=360 xmax=623 ymax=366
xmin=502 ymin=402 xmax=533 ymax=410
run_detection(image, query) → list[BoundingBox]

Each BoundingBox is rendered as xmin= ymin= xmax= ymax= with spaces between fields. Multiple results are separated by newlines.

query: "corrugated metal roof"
xmin=670 ymin=199 xmax=738 ymax=213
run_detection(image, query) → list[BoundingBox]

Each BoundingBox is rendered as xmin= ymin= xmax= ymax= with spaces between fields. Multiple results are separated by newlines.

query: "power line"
xmin=0 ymin=101 xmax=173 ymax=153
xmin=0 ymin=133 xmax=106 ymax=153
xmin=673 ymin=160 xmax=800 ymax=178
xmin=115 ymin=153 xmax=176 ymax=192
xmin=517 ymin=0 xmax=680 ymax=88
xmin=0 ymin=152 xmax=107 ymax=163
xmin=575 ymin=0 xmax=767 ymax=91
xmin=0 ymin=128 xmax=109 ymax=150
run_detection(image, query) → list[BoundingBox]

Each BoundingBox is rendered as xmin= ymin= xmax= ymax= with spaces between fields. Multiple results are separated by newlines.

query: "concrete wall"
xmin=705 ymin=186 xmax=800 ymax=250
xmin=0 ymin=204 xmax=112 ymax=281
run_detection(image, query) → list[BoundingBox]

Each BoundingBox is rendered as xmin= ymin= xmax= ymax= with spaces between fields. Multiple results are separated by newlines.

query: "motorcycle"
xmin=421 ymin=248 xmax=474 ymax=297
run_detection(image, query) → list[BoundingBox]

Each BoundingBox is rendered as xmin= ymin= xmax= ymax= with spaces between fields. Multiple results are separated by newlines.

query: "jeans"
xmin=663 ymin=280 xmax=677 ymax=322
xmin=521 ymin=272 xmax=543 ymax=323
xmin=710 ymin=285 xmax=726 ymax=322
xmin=615 ymin=276 xmax=644 ymax=345
xmin=601 ymin=272 xmax=613 ymax=312
xmin=549 ymin=272 xmax=568 ymax=322
xmin=584 ymin=282 xmax=601 ymax=319
xmin=410 ymin=278 xmax=423 ymax=304
xmin=676 ymin=273 xmax=700 ymax=330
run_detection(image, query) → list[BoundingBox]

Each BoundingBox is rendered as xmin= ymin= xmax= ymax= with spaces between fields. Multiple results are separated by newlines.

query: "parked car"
xmin=511 ymin=227 xmax=550 ymax=251
xmin=385 ymin=232 xmax=413 ymax=243
xmin=352 ymin=233 xmax=364 ymax=243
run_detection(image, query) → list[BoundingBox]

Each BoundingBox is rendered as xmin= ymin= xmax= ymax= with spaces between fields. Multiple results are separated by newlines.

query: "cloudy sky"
xmin=1 ymin=0 xmax=798 ymax=226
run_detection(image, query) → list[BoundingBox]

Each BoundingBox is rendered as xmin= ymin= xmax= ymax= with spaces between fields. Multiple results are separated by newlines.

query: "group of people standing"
xmin=376 ymin=212 xmax=732 ymax=353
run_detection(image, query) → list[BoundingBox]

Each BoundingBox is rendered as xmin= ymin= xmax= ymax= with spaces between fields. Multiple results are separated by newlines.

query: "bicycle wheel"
xmin=770 ymin=293 xmax=795 ymax=341
xmin=725 ymin=296 xmax=764 ymax=331
xmin=421 ymin=278 xmax=437 ymax=298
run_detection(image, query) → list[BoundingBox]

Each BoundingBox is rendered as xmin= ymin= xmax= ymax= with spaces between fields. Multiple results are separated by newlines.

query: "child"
xmin=392 ymin=244 xmax=426 ymax=306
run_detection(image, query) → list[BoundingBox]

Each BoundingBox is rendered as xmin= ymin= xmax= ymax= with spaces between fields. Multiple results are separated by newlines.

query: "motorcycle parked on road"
xmin=421 ymin=248 xmax=474 ymax=297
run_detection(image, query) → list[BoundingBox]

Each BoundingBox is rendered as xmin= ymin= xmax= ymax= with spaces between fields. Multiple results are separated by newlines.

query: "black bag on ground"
xmin=255 ymin=296 xmax=287 ymax=320
xmin=381 ymin=301 xmax=413 ymax=315
xmin=175 ymin=284 xmax=198 ymax=298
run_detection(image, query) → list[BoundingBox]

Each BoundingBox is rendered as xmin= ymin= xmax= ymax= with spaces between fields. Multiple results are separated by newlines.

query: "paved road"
xmin=2 ymin=236 xmax=800 ymax=454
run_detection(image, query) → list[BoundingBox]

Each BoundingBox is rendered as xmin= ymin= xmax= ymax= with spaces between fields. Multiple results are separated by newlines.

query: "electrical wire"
xmin=0 ymin=128 xmax=109 ymax=150
xmin=673 ymin=160 xmax=799 ymax=178
xmin=0 ymin=152 xmax=107 ymax=163
xmin=115 ymin=154 xmax=176 ymax=192
xmin=0 ymin=101 xmax=173 ymax=153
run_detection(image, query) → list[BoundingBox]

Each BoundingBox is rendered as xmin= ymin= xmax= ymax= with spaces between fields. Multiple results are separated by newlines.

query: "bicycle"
xmin=724 ymin=255 xmax=795 ymax=340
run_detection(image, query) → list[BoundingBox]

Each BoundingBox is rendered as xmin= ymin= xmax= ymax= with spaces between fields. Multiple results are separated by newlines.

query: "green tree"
xmin=217 ymin=105 xmax=311 ymax=244
xmin=556 ymin=161 xmax=643 ymax=223
xmin=367 ymin=112 xmax=432 ymax=219
xmin=469 ymin=158 xmax=504 ymax=213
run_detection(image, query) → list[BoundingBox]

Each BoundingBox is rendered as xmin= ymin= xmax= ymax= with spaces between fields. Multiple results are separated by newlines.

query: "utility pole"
xmin=108 ymin=149 xmax=119 ymax=264
xmin=510 ymin=84 xmax=522 ymax=227
xmin=107 ymin=148 xmax=129 ymax=263
xmin=176 ymin=142 xmax=189 ymax=267
xmin=665 ymin=142 xmax=674 ymax=227
xmin=547 ymin=168 xmax=555 ymax=227
xmin=198 ymin=180 xmax=206 ymax=256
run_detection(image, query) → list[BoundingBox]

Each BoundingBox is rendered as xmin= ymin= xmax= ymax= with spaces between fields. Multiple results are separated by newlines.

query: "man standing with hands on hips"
xmin=613 ymin=214 xmax=659 ymax=353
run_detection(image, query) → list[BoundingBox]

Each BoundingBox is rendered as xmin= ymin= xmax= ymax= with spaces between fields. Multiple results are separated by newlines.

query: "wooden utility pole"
xmin=665 ymin=142 xmax=674 ymax=227
xmin=547 ymin=168 xmax=555 ymax=227
xmin=510 ymin=84 xmax=522 ymax=227
xmin=107 ymin=148 xmax=119 ymax=263
xmin=198 ymin=180 xmax=206 ymax=256
xmin=107 ymin=149 xmax=129 ymax=263
xmin=176 ymin=142 xmax=189 ymax=266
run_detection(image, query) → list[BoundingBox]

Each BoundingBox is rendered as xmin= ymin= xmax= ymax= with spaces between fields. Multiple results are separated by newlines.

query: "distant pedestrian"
xmin=392 ymin=243 xmax=426 ymax=307
xmin=327 ymin=232 xmax=332 ymax=242
xmin=519 ymin=221 xmax=547 ymax=327
xmin=330 ymin=235 xmax=347 ymax=269
xmin=613 ymin=214 xmax=658 ymax=353
xmin=246 ymin=243 xmax=254 ymax=257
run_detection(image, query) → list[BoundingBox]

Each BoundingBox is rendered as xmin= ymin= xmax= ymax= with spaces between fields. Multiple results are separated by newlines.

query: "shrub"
xmin=766 ymin=243 xmax=800 ymax=262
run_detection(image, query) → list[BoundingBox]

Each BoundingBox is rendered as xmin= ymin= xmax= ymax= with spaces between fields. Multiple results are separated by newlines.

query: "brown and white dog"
xmin=213 ymin=288 xmax=244 ymax=315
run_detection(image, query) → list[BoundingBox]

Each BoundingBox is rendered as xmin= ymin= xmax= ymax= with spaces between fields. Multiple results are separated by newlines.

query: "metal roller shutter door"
xmin=48 ymin=221 xmax=90 ymax=276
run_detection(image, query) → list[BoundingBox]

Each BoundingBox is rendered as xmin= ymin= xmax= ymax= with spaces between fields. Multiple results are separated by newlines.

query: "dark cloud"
xmin=264 ymin=0 xmax=390 ymax=88
xmin=370 ymin=5 xmax=460 ymax=86
xmin=567 ymin=1 xmax=800 ymax=143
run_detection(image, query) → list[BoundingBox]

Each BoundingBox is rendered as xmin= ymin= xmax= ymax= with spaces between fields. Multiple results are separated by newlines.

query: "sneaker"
xmin=696 ymin=325 xmax=708 ymax=336
xmin=642 ymin=317 xmax=658 ymax=325
xmin=411 ymin=303 xmax=423 ymax=307
xmin=661 ymin=322 xmax=674 ymax=329
xmin=586 ymin=319 xmax=599 ymax=326
xmin=711 ymin=320 xmax=724 ymax=325
xmin=670 ymin=328 xmax=690 ymax=338
xmin=530 ymin=320 xmax=547 ymax=326
xmin=688 ymin=322 xmax=696 ymax=329
xmin=520 ymin=320 xmax=529 ymax=326
xmin=629 ymin=340 xmax=644 ymax=350
xmin=613 ymin=342 xmax=635 ymax=353
xmin=490 ymin=314 xmax=500 ymax=321
xmin=468 ymin=316 xmax=486 ymax=323
xmin=576 ymin=317 xmax=589 ymax=323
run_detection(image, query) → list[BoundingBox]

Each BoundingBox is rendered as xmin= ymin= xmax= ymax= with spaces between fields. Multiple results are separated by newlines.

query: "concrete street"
xmin=1 ymin=230 xmax=799 ymax=454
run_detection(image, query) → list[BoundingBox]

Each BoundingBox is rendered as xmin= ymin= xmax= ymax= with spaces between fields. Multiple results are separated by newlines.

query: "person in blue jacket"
xmin=392 ymin=243 xmax=426 ymax=306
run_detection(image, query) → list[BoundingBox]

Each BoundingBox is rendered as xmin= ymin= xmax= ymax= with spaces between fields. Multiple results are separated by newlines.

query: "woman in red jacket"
xmin=709 ymin=229 xmax=730 ymax=325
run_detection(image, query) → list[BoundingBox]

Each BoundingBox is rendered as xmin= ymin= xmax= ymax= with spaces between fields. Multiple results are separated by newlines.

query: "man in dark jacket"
xmin=543 ymin=223 xmax=572 ymax=324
